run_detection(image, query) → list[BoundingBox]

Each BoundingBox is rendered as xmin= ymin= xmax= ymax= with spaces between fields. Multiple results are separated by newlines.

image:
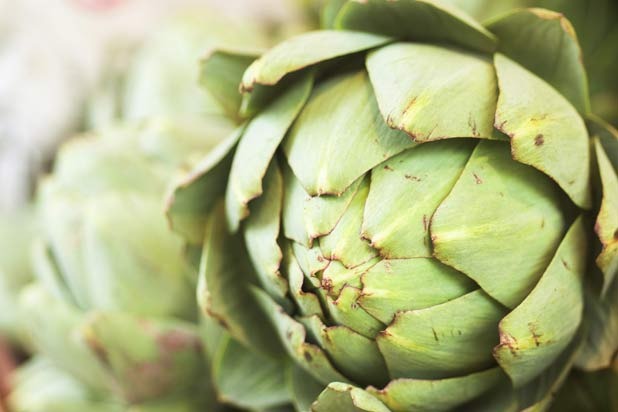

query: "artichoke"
xmin=20 ymin=122 xmax=222 ymax=410
xmin=167 ymin=1 xmax=618 ymax=411
xmin=12 ymin=11 xmax=294 ymax=412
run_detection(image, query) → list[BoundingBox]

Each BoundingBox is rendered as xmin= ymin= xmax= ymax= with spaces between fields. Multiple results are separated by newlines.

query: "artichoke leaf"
xmin=366 ymin=43 xmax=497 ymax=142
xmin=227 ymin=73 xmax=313 ymax=231
xmin=334 ymin=0 xmax=497 ymax=53
xmin=431 ymin=140 xmax=566 ymax=309
xmin=575 ymin=278 xmax=618 ymax=371
xmin=165 ymin=125 xmax=243 ymax=244
xmin=251 ymin=288 xmax=350 ymax=385
xmin=325 ymin=285 xmax=385 ymax=339
xmin=198 ymin=201 xmax=285 ymax=357
xmin=285 ymin=244 xmax=324 ymax=318
xmin=284 ymin=71 xmax=415 ymax=196
xmin=359 ymin=259 xmax=476 ymax=326
xmin=494 ymin=53 xmax=591 ymax=209
xmin=304 ymin=177 xmax=363 ymax=240
xmin=376 ymin=290 xmax=506 ymax=380
xmin=361 ymin=140 xmax=475 ymax=259
xmin=367 ymin=368 xmax=503 ymax=412
xmin=211 ymin=334 xmax=290 ymax=410
xmin=593 ymin=139 xmax=618 ymax=291
xmin=241 ymin=30 xmax=391 ymax=91
xmin=486 ymin=8 xmax=589 ymax=114
xmin=319 ymin=178 xmax=379 ymax=268
xmin=244 ymin=158 xmax=288 ymax=300
xmin=313 ymin=382 xmax=391 ymax=412
xmin=494 ymin=216 xmax=586 ymax=388
xmin=301 ymin=316 xmax=390 ymax=388
xmin=287 ymin=364 xmax=326 ymax=412
xmin=199 ymin=50 xmax=258 ymax=121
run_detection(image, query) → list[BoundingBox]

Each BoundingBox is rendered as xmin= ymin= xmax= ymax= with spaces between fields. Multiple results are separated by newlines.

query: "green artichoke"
xmin=167 ymin=1 xmax=618 ymax=411
xmin=14 ymin=11 xmax=295 ymax=412
xmin=20 ymin=122 xmax=222 ymax=410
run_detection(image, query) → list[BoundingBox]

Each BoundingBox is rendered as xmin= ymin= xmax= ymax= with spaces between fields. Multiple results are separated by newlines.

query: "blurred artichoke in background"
xmin=167 ymin=1 xmax=618 ymax=410
xmin=6 ymin=9 xmax=298 ymax=412
xmin=8 ymin=357 xmax=123 ymax=412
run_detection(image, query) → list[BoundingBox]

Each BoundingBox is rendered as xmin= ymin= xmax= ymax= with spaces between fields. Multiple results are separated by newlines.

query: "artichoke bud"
xmin=35 ymin=134 xmax=198 ymax=317
xmin=166 ymin=1 xmax=618 ymax=410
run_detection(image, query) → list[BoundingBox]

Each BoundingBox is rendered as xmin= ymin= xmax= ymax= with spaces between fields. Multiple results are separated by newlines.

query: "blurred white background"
xmin=0 ymin=0 xmax=309 ymax=211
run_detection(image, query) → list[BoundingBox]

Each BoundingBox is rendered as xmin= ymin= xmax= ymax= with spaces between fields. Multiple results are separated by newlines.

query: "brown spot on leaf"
xmin=432 ymin=328 xmax=439 ymax=341
xmin=473 ymin=173 xmax=483 ymax=184
xmin=534 ymin=134 xmax=544 ymax=146
xmin=496 ymin=120 xmax=508 ymax=131
xmin=405 ymin=174 xmax=421 ymax=181
xmin=614 ymin=228 xmax=618 ymax=240
xmin=321 ymin=278 xmax=333 ymax=292
xmin=422 ymin=215 xmax=428 ymax=232
xmin=383 ymin=165 xmax=394 ymax=171
xmin=383 ymin=260 xmax=392 ymax=273
xmin=468 ymin=114 xmax=479 ymax=137
xmin=206 ymin=309 xmax=230 ymax=330
xmin=401 ymin=97 xmax=418 ymax=118
xmin=561 ymin=259 xmax=570 ymax=270
xmin=529 ymin=113 xmax=548 ymax=123
xmin=303 ymin=351 xmax=313 ymax=362
xmin=528 ymin=322 xmax=542 ymax=347
xmin=499 ymin=330 xmax=519 ymax=357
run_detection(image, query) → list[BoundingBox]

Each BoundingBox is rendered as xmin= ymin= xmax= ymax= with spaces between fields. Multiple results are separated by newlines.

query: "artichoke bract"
xmin=15 ymin=11 xmax=294 ymax=412
xmin=168 ymin=1 xmax=618 ymax=411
